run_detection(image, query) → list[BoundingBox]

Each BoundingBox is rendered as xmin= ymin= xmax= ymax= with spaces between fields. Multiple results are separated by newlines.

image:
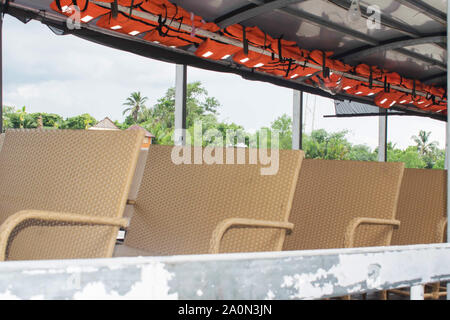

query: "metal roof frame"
xmin=396 ymin=0 xmax=447 ymax=25
xmin=4 ymin=0 xmax=445 ymax=121
xmin=220 ymin=0 xmax=446 ymax=72
xmin=0 ymin=0 xmax=449 ymax=301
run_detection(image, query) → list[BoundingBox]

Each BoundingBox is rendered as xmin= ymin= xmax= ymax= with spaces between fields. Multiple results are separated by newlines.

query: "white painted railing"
xmin=0 ymin=244 xmax=449 ymax=300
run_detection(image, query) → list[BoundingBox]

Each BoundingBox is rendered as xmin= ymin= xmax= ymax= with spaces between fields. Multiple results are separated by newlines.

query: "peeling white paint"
xmin=1 ymin=244 xmax=450 ymax=300
xmin=265 ymin=290 xmax=275 ymax=300
xmin=0 ymin=290 xmax=20 ymax=300
xmin=73 ymin=263 xmax=178 ymax=300
xmin=281 ymin=268 xmax=334 ymax=299
xmin=66 ymin=266 xmax=99 ymax=273
xmin=22 ymin=269 xmax=66 ymax=275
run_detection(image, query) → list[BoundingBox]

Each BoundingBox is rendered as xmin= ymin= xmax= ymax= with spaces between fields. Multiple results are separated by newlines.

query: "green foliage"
xmin=62 ymin=114 xmax=97 ymax=129
xmin=2 ymin=83 xmax=445 ymax=171
xmin=122 ymin=92 xmax=148 ymax=124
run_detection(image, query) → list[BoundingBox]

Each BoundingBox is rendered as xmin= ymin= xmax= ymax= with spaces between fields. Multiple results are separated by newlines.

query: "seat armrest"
xmin=436 ymin=217 xmax=448 ymax=243
xmin=0 ymin=210 xmax=128 ymax=261
xmin=209 ymin=218 xmax=294 ymax=254
xmin=344 ymin=217 xmax=400 ymax=248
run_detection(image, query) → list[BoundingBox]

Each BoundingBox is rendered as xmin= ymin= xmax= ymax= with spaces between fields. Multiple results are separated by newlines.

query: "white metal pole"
xmin=378 ymin=110 xmax=387 ymax=162
xmin=292 ymin=90 xmax=303 ymax=150
xmin=174 ymin=64 xmax=187 ymax=146
xmin=410 ymin=285 xmax=425 ymax=300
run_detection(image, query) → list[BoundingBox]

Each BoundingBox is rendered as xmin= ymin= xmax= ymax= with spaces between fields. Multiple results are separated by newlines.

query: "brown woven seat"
xmin=283 ymin=159 xmax=405 ymax=251
xmin=0 ymin=129 xmax=144 ymax=261
xmin=389 ymin=168 xmax=447 ymax=300
xmin=115 ymin=145 xmax=304 ymax=257
xmin=392 ymin=169 xmax=447 ymax=246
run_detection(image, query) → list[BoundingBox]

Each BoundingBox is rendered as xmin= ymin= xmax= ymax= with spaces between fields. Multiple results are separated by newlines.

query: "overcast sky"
xmin=4 ymin=15 xmax=446 ymax=150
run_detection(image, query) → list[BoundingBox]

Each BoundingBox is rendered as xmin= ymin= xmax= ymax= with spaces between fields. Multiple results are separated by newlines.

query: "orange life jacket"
xmin=374 ymin=90 xmax=405 ymax=109
xmin=396 ymin=94 xmax=416 ymax=105
xmin=345 ymin=83 xmax=384 ymax=97
xmin=355 ymin=64 xmax=384 ymax=81
xmin=384 ymin=72 xmax=402 ymax=86
xmin=339 ymin=78 xmax=362 ymax=92
xmin=308 ymin=50 xmax=353 ymax=90
xmin=143 ymin=28 xmax=203 ymax=47
xmin=413 ymin=95 xmax=435 ymax=109
xmin=136 ymin=0 xmax=219 ymax=47
xmin=139 ymin=0 xmax=219 ymax=32
xmin=95 ymin=0 xmax=145 ymax=6
xmin=96 ymin=12 xmax=156 ymax=35
xmin=223 ymin=25 xmax=273 ymax=51
xmin=425 ymin=103 xmax=447 ymax=113
xmin=195 ymin=39 xmax=241 ymax=60
xmin=233 ymin=49 xmax=276 ymax=69
xmin=50 ymin=0 xmax=110 ymax=23
xmin=430 ymin=86 xmax=446 ymax=99
xmin=259 ymin=60 xmax=317 ymax=79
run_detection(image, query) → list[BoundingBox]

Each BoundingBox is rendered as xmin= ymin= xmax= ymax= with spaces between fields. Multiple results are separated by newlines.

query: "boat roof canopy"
xmin=3 ymin=0 xmax=448 ymax=121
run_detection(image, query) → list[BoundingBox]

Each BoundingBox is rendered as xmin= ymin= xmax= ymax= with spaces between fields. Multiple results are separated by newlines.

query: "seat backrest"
xmin=123 ymin=148 xmax=149 ymax=220
xmin=283 ymin=159 xmax=405 ymax=251
xmin=0 ymin=129 xmax=144 ymax=260
xmin=391 ymin=168 xmax=446 ymax=245
xmin=124 ymin=145 xmax=304 ymax=255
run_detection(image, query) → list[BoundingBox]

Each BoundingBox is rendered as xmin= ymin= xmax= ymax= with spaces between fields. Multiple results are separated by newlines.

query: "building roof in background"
xmin=126 ymin=125 xmax=155 ymax=138
xmin=89 ymin=117 xmax=119 ymax=130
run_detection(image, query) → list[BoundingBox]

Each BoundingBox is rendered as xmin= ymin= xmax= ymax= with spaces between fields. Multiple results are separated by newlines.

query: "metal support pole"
xmin=446 ymin=0 xmax=450 ymax=301
xmin=292 ymin=90 xmax=303 ymax=150
xmin=174 ymin=64 xmax=187 ymax=146
xmin=378 ymin=110 xmax=388 ymax=162
xmin=410 ymin=285 xmax=425 ymax=300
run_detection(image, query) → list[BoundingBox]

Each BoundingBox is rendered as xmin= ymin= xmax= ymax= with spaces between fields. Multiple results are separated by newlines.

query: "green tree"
xmin=123 ymin=92 xmax=148 ymax=124
xmin=62 ymin=114 xmax=97 ymax=129
xmin=150 ymin=81 xmax=220 ymax=130
xmin=388 ymin=146 xmax=426 ymax=169
xmin=30 ymin=113 xmax=64 ymax=128
xmin=304 ymin=129 xmax=351 ymax=160
xmin=348 ymin=144 xmax=377 ymax=162
xmin=412 ymin=130 xmax=438 ymax=156
xmin=138 ymin=82 xmax=224 ymax=145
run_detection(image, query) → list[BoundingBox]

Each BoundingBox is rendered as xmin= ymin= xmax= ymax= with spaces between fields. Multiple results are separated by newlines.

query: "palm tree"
xmin=412 ymin=130 xmax=438 ymax=156
xmin=18 ymin=106 xmax=27 ymax=129
xmin=123 ymin=92 xmax=148 ymax=124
